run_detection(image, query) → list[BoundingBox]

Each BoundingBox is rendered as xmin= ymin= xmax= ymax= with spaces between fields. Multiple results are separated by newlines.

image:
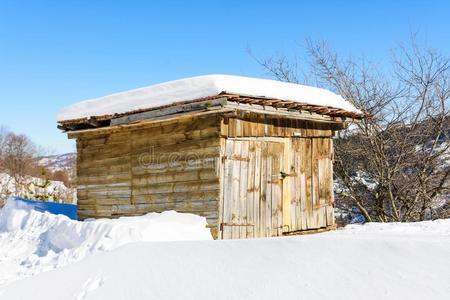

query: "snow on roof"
xmin=57 ymin=74 xmax=361 ymax=122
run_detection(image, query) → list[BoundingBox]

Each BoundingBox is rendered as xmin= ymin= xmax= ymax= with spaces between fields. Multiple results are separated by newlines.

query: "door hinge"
xmin=220 ymin=223 xmax=255 ymax=230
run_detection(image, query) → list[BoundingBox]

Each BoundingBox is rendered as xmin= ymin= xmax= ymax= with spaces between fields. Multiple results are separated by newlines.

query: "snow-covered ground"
xmin=0 ymin=200 xmax=449 ymax=300
xmin=0 ymin=199 xmax=211 ymax=286
xmin=0 ymin=173 xmax=75 ymax=206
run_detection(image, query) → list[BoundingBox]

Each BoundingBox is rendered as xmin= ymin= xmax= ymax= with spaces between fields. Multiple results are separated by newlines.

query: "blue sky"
xmin=0 ymin=0 xmax=449 ymax=154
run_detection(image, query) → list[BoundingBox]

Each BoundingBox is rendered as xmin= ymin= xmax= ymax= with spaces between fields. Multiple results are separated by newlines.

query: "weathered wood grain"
xmin=76 ymin=114 xmax=222 ymax=238
xmin=75 ymin=111 xmax=337 ymax=240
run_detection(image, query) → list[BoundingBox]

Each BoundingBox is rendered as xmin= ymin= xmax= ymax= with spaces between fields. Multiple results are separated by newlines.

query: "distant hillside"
xmin=0 ymin=172 xmax=75 ymax=206
xmin=37 ymin=153 xmax=76 ymax=174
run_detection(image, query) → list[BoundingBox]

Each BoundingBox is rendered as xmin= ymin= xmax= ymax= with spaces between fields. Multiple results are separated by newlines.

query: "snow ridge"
xmin=0 ymin=199 xmax=212 ymax=285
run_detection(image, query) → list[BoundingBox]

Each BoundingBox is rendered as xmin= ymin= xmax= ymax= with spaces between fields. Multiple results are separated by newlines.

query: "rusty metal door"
xmin=221 ymin=139 xmax=284 ymax=239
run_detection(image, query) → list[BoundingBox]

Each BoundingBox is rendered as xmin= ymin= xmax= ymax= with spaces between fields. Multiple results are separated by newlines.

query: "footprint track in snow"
xmin=74 ymin=275 xmax=104 ymax=300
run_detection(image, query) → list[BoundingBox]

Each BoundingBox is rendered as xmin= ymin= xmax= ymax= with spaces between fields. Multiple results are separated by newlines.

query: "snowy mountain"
xmin=37 ymin=153 xmax=76 ymax=173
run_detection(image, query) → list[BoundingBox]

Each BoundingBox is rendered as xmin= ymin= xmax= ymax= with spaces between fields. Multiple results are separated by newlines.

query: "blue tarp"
xmin=12 ymin=197 xmax=78 ymax=220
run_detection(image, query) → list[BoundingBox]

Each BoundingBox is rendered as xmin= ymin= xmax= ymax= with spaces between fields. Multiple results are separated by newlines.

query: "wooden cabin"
xmin=58 ymin=75 xmax=363 ymax=239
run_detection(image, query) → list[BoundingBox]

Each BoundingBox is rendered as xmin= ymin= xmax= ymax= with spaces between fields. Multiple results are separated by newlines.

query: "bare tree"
xmin=0 ymin=127 xmax=13 ymax=205
xmin=0 ymin=128 xmax=76 ymax=204
xmin=0 ymin=132 xmax=38 ymax=197
xmin=256 ymin=38 xmax=450 ymax=222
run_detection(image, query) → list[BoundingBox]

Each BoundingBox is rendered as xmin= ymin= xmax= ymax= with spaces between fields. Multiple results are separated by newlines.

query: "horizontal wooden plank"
xmin=132 ymin=190 xmax=219 ymax=204
xmin=110 ymin=205 xmax=218 ymax=217
xmin=132 ymin=157 xmax=218 ymax=175
xmin=131 ymin=130 xmax=220 ymax=151
xmin=221 ymin=114 xmax=339 ymax=138
xmin=111 ymin=98 xmax=227 ymax=126
xmin=132 ymin=179 xmax=219 ymax=195
xmin=131 ymin=139 xmax=220 ymax=158
xmin=77 ymin=175 xmax=131 ymax=186
xmin=132 ymin=169 xmax=218 ymax=186
xmin=131 ymin=146 xmax=220 ymax=166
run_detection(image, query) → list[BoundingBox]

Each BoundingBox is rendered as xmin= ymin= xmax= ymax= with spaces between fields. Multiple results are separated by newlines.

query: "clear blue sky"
xmin=1 ymin=0 xmax=449 ymax=154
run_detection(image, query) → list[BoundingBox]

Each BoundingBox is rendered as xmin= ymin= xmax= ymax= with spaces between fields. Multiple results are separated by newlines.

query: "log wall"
xmin=76 ymin=114 xmax=222 ymax=237
xmin=74 ymin=111 xmax=340 ymax=239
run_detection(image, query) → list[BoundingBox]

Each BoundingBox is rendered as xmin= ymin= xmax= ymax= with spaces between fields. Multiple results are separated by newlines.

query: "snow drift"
xmin=0 ymin=199 xmax=449 ymax=299
xmin=0 ymin=199 xmax=212 ymax=285
xmin=1 ymin=218 xmax=449 ymax=300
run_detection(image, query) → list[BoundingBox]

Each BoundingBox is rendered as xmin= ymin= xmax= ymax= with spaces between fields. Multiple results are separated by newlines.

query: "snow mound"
xmin=0 ymin=199 xmax=212 ymax=285
xmin=1 ymin=219 xmax=449 ymax=300
xmin=341 ymin=219 xmax=450 ymax=236
xmin=58 ymin=74 xmax=361 ymax=121
xmin=1 ymin=198 xmax=449 ymax=299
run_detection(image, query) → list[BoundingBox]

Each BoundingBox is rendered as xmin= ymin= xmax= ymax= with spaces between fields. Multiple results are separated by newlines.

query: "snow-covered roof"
xmin=58 ymin=74 xmax=362 ymax=122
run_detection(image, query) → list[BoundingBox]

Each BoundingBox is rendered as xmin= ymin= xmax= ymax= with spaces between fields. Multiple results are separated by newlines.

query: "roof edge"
xmin=58 ymin=94 xmax=364 ymax=133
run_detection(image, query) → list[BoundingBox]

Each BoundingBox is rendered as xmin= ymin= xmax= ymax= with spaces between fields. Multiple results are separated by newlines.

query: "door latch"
xmin=279 ymin=171 xmax=291 ymax=179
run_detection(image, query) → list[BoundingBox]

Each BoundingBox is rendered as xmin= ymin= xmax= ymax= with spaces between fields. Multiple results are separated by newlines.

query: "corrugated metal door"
xmin=221 ymin=139 xmax=284 ymax=239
